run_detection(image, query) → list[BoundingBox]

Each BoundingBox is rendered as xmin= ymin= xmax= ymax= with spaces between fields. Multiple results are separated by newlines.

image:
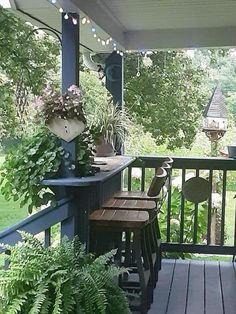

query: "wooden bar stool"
xmin=102 ymin=199 xmax=157 ymax=288
xmin=106 ymin=167 xmax=168 ymax=280
xmin=90 ymin=209 xmax=151 ymax=314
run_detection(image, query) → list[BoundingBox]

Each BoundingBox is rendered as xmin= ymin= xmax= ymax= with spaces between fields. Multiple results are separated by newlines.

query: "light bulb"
xmin=106 ymin=39 xmax=110 ymax=45
xmin=102 ymin=40 xmax=105 ymax=46
xmin=113 ymin=47 xmax=117 ymax=51
xmin=92 ymin=27 xmax=96 ymax=32
xmin=72 ymin=18 xmax=78 ymax=25
xmin=120 ymin=52 xmax=124 ymax=56
xmin=117 ymin=50 xmax=120 ymax=54
xmin=97 ymin=38 xmax=101 ymax=42
xmin=87 ymin=19 xmax=91 ymax=24
xmin=59 ymin=7 xmax=63 ymax=13
xmin=51 ymin=0 xmax=57 ymax=3
xmin=82 ymin=17 xmax=87 ymax=24
xmin=64 ymin=14 xmax=69 ymax=20
xmin=109 ymin=37 xmax=112 ymax=41
xmin=93 ymin=34 xmax=97 ymax=38
xmin=113 ymin=43 xmax=117 ymax=47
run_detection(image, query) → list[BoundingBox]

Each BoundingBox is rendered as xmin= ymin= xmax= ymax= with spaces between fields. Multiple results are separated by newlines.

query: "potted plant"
xmin=0 ymin=232 xmax=131 ymax=314
xmin=34 ymin=85 xmax=86 ymax=142
xmin=88 ymin=101 xmax=131 ymax=157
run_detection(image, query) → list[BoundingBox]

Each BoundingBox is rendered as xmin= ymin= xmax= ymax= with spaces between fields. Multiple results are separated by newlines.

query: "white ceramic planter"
xmin=47 ymin=118 xmax=85 ymax=142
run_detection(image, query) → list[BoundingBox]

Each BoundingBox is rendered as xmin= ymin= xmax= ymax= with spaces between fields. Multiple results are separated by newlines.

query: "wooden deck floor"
xmin=148 ymin=259 xmax=236 ymax=314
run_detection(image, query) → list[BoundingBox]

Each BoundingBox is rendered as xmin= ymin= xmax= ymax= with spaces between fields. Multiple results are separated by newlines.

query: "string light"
xmin=47 ymin=0 xmax=120 ymax=50
xmin=72 ymin=18 xmax=78 ymax=25
xmin=81 ymin=17 xmax=87 ymax=24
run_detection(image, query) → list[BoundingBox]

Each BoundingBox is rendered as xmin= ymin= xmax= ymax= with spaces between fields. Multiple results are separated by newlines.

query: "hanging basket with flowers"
xmin=34 ymin=85 xmax=86 ymax=142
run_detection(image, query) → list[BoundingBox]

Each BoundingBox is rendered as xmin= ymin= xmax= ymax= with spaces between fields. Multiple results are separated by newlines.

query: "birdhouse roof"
xmin=203 ymin=86 xmax=228 ymax=118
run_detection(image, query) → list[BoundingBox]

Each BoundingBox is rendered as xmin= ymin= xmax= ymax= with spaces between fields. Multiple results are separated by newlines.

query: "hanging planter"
xmin=47 ymin=117 xmax=85 ymax=142
xmin=33 ymin=85 xmax=86 ymax=142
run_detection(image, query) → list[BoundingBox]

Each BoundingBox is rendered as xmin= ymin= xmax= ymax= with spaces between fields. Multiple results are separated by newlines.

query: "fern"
xmin=0 ymin=232 xmax=130 ymax=314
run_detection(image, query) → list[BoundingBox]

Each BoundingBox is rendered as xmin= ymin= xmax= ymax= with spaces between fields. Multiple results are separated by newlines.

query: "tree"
xmin=124 ymin=51 xmax=207 ymax=149
xmin=0 ymin=7 xmax=60 ymax=138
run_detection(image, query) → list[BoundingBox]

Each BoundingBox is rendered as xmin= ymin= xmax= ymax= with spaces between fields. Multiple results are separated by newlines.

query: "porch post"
xmin=61 ymin=12 xmax=80 ymax=177
xmin=105 ymin=51 xmax=124 ymax=108
xmin=105 ymin=52 xmax=124 ymax=154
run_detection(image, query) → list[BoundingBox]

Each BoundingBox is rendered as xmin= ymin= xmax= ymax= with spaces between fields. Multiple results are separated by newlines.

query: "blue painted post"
xmin=105 ymin=52 xmax=124 ymax=153
xmin=61 ymin=13 xmax=80 ymax=177
xmin=105 ymin=51 xmax=124 ymax=108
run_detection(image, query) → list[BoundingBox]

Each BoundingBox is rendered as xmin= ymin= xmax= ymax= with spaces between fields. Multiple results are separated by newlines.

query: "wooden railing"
xmin=125 ymin=156 xmax=236 ymax=256
xmin=0 ymin=198 xmax=73 ymax=252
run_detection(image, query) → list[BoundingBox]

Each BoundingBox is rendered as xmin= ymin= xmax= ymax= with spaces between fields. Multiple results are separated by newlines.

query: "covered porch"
xmin=1 ymin=1 xmax=236 ymax=313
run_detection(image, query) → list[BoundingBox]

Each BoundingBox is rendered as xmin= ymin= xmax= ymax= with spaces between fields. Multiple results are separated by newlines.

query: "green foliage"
xmin=0 ymin=8 xmax=60 ymax=137
xmin=0 ymin=128 xmax=62 ymax=213
xmin=125 ymin=51 xmax=207 ymax=149
xmin=80 ymin=71 xmax=109 ymax=116
xmin=89 ymin=101 xmax=131 ymax=151
xmin=76 ymin=130 xmax=95 ymax=177
xmin=0 ymin=232 xmax=130 ymax=314
xmin=159 ymin=187 xmax=207 ymax=257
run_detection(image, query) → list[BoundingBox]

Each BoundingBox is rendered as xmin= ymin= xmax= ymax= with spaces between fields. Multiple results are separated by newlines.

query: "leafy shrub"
xmin=0 ymin=232 xmax=130 ymax=314
xmin=0 ymin=128 xmax=62 ymax=213
xmin=159 ymin=187 xmax=207 ymax=246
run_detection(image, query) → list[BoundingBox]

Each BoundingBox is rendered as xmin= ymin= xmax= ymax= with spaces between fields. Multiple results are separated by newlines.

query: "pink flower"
xmin=68 ymin=85 xmax=81 ymax=96
xmin=32 ymin=96 xmax=44 ymax=108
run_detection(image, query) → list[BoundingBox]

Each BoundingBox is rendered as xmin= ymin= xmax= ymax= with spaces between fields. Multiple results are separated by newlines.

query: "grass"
xmin=0 ymin=155 xmax=28 ymax=232
xmin=225 ymin=191 xmax=235 ymax=246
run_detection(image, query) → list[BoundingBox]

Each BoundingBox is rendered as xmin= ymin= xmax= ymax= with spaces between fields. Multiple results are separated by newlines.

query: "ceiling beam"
xmin=69 ymin=0 xmax=125 ymax=48
xmin=125 ymin=27 xmax=236 ymax=50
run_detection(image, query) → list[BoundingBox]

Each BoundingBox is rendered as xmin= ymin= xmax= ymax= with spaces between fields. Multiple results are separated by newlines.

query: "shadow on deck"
xmin=148 ymin=259 xmax=236 ymax=314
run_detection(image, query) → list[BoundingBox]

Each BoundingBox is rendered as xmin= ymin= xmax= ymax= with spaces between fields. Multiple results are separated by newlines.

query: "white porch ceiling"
xmin=9 ymin=0 xmax=236 ymax=51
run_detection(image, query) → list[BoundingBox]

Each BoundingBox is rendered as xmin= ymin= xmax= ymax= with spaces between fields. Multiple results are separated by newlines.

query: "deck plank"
xmin=205 ymin=261 xmax=224 ymax=314
xmin=186 ymin=260 xmax=205 ymax=314
xmin=220 ymin=261 xmax=236 ymax=314
xmin=166 ymin=260 xmax=190 ymax=314
xmin=148 ymin=259 xmax=175 ymax=314
xmin=147 ymin=259 xmax=235 ymax=314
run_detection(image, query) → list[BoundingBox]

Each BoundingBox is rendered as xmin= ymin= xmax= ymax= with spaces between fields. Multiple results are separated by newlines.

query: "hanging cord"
xmin=136 ymin=54 xmax=140 ymax=77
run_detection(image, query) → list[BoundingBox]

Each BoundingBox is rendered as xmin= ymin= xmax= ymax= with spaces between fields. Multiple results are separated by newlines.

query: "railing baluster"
xmin=207 ymin=169 xmax=213 ymax=245
xmin=193 ymin=168 xmax=199 ymax=244
xmin=128 ymin=165 xmax=132 ymax=191
xmin=166 ymin=168 xmax=172 ymax=242
xmin=220 ymin=170 xmax=227 ymax=246
xmin=180 ymin=168 xmax=186 ymax=243
xmin=141 ymin=165 xmax=145 ymax=192
xmin=234 ymin=193 xmax=236 ymax=248
xmin=44 ymin=228 xmax=51 ymax=248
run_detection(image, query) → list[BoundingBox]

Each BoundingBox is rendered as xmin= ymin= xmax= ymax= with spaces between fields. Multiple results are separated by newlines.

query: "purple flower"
xmin=68 ymin=85 xmax=81 ymax=96
xmin=32 ymin=96 xmax=44 ymax=108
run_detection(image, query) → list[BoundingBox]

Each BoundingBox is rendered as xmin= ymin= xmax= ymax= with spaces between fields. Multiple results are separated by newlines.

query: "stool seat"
xmin=114 ymin=191 xmax=160 ymax=201
xmin=102 ymin=198 xmax=156 ymax=211
xmin=90 ymin=209 xmax=149 ymax=229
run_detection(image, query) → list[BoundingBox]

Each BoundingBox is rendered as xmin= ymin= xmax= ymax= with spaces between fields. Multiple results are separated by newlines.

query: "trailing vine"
xmin=0 ymin=128 xmax=62 ymax=213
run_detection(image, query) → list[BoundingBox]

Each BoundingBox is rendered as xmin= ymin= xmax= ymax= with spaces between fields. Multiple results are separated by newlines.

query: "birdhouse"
xmin=203 ymin=86 xmax=228 ymax=141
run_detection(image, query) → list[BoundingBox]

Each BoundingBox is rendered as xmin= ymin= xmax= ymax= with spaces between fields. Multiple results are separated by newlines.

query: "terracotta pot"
xmin=47 ymin=118 xmax=85 ymax=142
xmin=95 ymin=138 xmax=115 ymax=157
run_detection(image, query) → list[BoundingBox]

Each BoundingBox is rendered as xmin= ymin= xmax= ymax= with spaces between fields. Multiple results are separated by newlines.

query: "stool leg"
xmin=143 ymin=225 xmax=154 ymax=305
xmin=155 ymin=216 xmax=162 ymax=271
xmin=133 ymin=230 xmax=149 ymax=313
